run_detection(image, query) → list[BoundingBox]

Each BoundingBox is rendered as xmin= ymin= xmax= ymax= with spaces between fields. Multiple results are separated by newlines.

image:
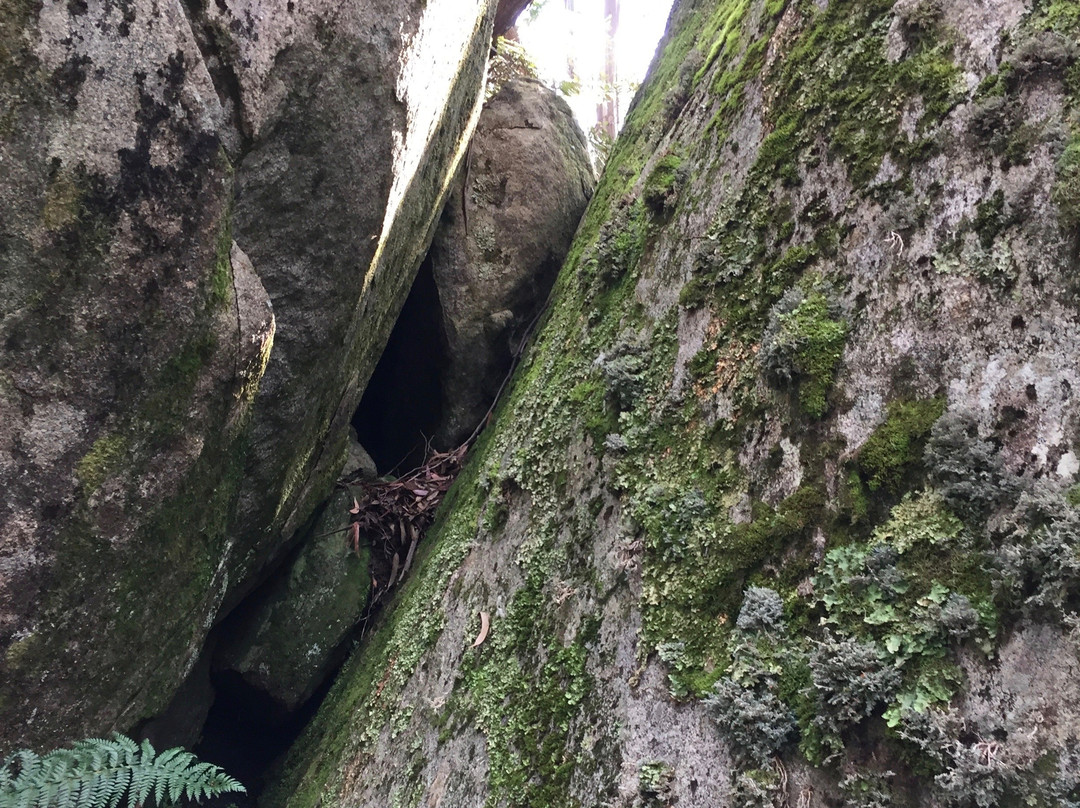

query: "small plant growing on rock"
xmin=871 ymin=489 xmax=968 ymax=553
xmin=1011 ymin=31 xmax=1079 ymax=78
xmin=579 ymin=201 xmax=647 ymax=295
xmin=730 ymin=768 xmax=784 ymax=808
xmin=707 ymin=677 xmax=797 ymax=768
xmin=736 ymin=587 xmax=785 ymax=632
xmin=661 ymin=48 xmax=705 ymax=126
xmin=924 ymin=410 xmax=1017 ymax=524
xmin=936 ymin=592 xmax=981 ymax=640
xmin=637 ymin=760 xmax=674 ymax=806
xmin=895 ymin=0 xmax=943 ymax=43
xmin=642 ymin=152 xmax=686 ymax=215
xmin=597 ymin=332 xmax=648 ymax=412
xmin=1053 ymin=136 xmax=1080 ymax=227
xmin=759 ymin=282 xmax=848 ymax=419
xmin=991 ymin=488 xmax=1080 ymax=614
xmin=839 ymin=769 xmax=897 ymax=808
xmin=808 ymin=635 xmax=901 ymax=757
xmin=896 ymin=706 xmax=1080 ymax=807
xmin=856 ymin=398 xmax=945 ymax=493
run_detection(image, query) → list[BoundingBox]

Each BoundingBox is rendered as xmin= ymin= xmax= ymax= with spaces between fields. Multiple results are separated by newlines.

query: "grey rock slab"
xmin=215 ymin=490 xmax=370 ymax=713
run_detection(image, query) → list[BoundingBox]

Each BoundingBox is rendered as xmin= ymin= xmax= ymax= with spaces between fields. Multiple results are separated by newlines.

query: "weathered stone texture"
xmin=0 ymin=0 xmax=496 ymax=747
xmin=430 ymin=77 xmax=595 ymax=448
xmin=265 ymin=0 xmax=1080 ymax=806
xmin=215 ymin=490 xmax=370 ymax=713
xmin=0 ymin=0 xmax=254 ymax=747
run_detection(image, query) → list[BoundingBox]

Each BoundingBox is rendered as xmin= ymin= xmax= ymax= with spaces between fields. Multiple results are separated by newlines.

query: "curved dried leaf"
xmin=470 ymin=611 xmax=491 ymax=648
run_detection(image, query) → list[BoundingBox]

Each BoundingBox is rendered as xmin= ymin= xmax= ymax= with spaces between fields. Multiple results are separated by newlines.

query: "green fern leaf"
xmin=0 ymin=735 xmax=243 ymax=808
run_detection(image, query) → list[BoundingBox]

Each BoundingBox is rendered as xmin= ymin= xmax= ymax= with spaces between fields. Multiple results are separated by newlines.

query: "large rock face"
xmin=214 ymin=490 xmax=370 ymax=714
xmin=0 ymin=0 xmax=269 ymax=748
xmin=0 ymin=0 xmax=496 ymax=747
xmin=430 ymin=77 xmax=595 ymax=448
xmin=265 ymin=1 xmax=1080 ymax=806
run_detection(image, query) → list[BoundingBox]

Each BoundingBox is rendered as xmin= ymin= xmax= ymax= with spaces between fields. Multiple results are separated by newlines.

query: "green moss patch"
xmin=76 ymin=434 xmax=129 ymax=492
xmin=856 ymin=397 xmax=945 ymax=493
xmin=642 ymin=152 xmax=684 ymax=215
xmin=209 ymin=205 xmax=233 ymax=309
xmin=760 ymin=284 xmax=849 ymax=419
xmin=1052 ymin=134 xmax=1080 ymax=227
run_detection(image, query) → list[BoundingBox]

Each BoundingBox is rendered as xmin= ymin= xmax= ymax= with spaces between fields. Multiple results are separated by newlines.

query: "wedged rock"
xmin=0 ymin=0 xmax=495 ymax=747
xmin=214 ymin=490 xmax=369 ymax=714
xmin=429 ymin=78 xmax=594 ymax=447
xmin=218 ymin=0 xmax=500 ymax=610
xmin=340 ymin=431 xmax=378 ymax=482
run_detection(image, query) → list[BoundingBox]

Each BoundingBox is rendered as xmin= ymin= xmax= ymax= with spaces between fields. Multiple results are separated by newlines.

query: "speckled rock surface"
xmin=214 ymin=490 xmax=370 ymax=713
xmin=430 ymin=77 xmax=595 ymax=448
xmin=0 ymin=0 xmax=270 ymax=748
xmin=265 ymin=1 xmax=1080 ymax=806
xmin=0 ymin=0 xmax=496 ymax=747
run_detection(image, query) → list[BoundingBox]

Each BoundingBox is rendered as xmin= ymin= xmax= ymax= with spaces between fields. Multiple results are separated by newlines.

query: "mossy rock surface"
xmin=263 ymin=0 xmax=1080 ymax=805
xmin=214 ymin=490 xmax=371 ymax=713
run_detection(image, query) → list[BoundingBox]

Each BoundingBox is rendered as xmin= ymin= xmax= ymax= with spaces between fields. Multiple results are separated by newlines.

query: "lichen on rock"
xmin=261 ymin=0 xmax=1080 ymax=805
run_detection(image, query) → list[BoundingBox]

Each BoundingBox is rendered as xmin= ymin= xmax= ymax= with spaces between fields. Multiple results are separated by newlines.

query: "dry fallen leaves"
xmin=470 ymin=611 xmax=490 ymax=648
xmin=345 ymin=444 xmax=467 ymax=602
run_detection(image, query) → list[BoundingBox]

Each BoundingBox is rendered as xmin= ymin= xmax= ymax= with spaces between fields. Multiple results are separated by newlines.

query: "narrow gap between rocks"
xmin=193 ymin=669 xmax=333 ymax=807
xmin=352 ymin=255 xmax=450 ymax=474
xmin=140 ymin=253 xmax=463 ymax=807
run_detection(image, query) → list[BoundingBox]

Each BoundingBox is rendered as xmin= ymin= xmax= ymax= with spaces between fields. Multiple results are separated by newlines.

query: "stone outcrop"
xmin=264 ymin=1 xmax=1080 ymax=806
xmin=494 ymin=0 xmax=533 ymax=38
xmin=0 ymin=0 xmax=270 ymax=748
xmin=0 ymin=0 xmax=496 ymax=747
xmin=213 ymin=0 xmax=498 ymax=612
xmin=430 ymin=77 xmax=595 ymax=448
xmin=214 ymin=491 xmax=370 ymax=714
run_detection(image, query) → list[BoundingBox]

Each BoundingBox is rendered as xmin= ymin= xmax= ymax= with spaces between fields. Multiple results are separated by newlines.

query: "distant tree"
xmin=596 ymin=0 xmax=620 ymax=140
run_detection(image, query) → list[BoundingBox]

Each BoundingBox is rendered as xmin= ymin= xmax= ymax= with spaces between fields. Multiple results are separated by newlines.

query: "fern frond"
xmin=0 ymin=735 xmax=244 ymax=808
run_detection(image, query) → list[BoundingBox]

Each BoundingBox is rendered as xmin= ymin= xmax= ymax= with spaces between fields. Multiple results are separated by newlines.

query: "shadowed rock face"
xmin=0 ymin=0 xmax=264 ymax=748
xmin=214 ymin=490 xmax=370 ymax=715
xmin=262 ymin=1 xmax=1080 ymax=806
xmin=0 ymin=0 xmax=496 ymax=747
xmin=430 ymin=77 xmax=595 ymax=449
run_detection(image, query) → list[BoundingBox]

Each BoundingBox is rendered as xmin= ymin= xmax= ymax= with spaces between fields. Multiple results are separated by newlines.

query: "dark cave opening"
xmin=352 ymin=254 xmax=449 ymax=474
xmin=191 ymin=669 xmax=334 ymax=807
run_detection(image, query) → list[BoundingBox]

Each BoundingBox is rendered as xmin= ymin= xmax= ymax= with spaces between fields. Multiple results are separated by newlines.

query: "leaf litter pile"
xmin=335 ymin=305 xmax=544 ymax=628
xmin=342 ymin=443 xmax=467 ymax=605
